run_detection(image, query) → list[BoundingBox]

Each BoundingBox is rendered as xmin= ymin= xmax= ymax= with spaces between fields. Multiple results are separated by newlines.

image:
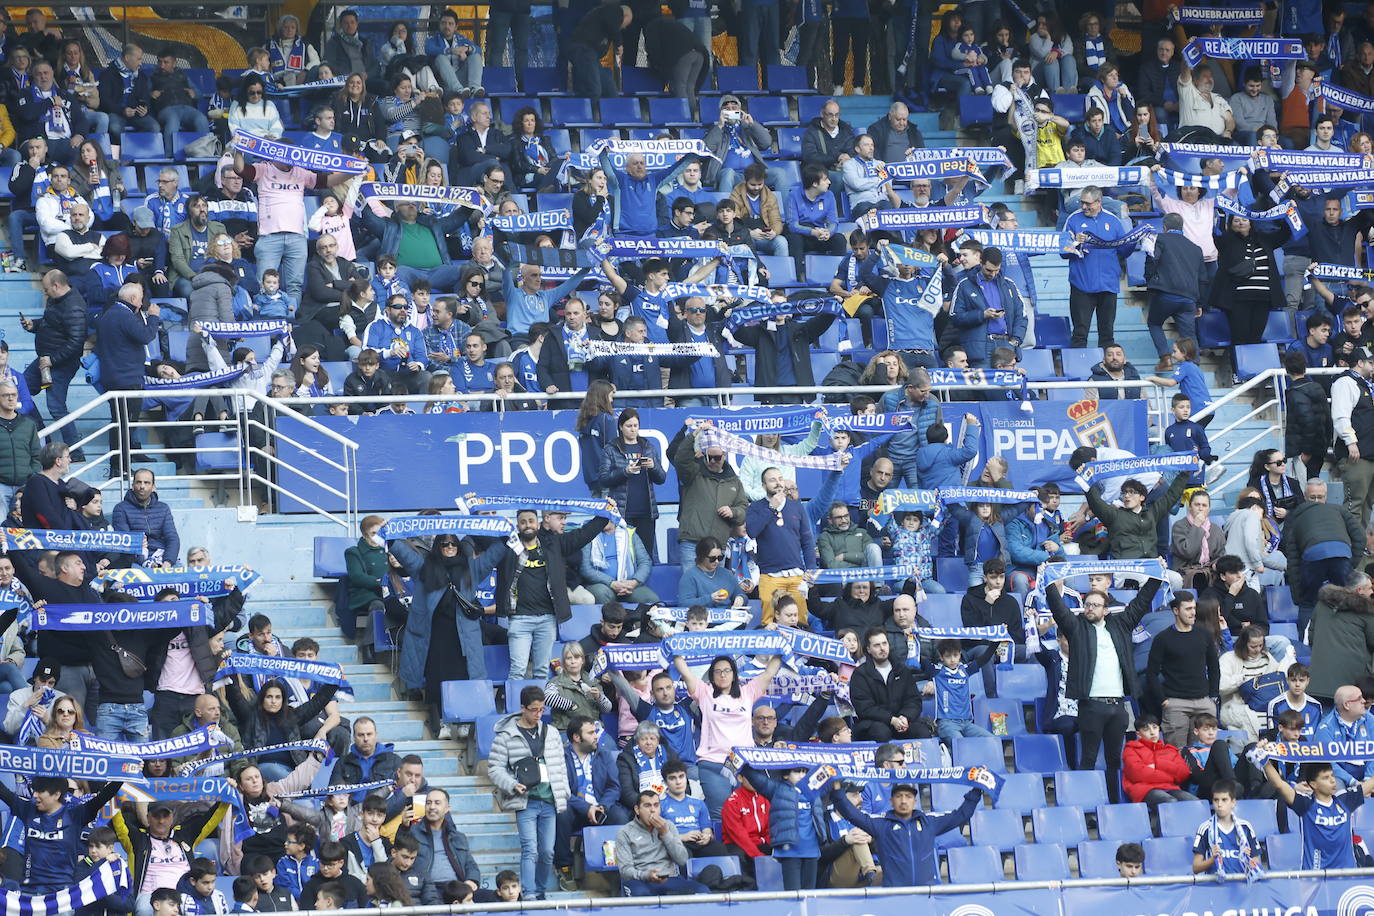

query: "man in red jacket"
xmin=1123 ymin=714 xmax=1198 ymax=805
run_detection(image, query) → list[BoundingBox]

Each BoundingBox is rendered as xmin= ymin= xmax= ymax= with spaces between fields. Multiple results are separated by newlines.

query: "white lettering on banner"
xmin=991 ymin=425 xmax=1079 ymax=463
xmin=454 ymin=430 xmax=668 ymax=487
xmin=544 ymin=432 xmax=579 ymax=484
xmin=454 ymin=434 xmax=494 ymax=485
xmin=0 ymin=746 xmax=109 ymax=777
xmin=608 ymin=151 xmax=671 ymax=171
xmin=504 ymin=433 xmax=538 ymax=483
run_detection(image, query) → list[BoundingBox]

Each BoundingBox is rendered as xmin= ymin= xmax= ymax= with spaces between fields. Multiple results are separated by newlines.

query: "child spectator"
xmin=1163 ymin=393 xmax=1215 ymax=486
xmin=738 ymin=764 xmax=823 ymax=890
xmin=1263 ymin=758 xmax=1374 ymax=868
xmin=1191 ymin=779 xmax=1260 ymax=876
xmin=1185 ymin=712 xmax=1238 ymax=799
xmin=1123 ymin=714 xmax=1197 ymax=806
xmin=1034 ymin=98 xmax=1070 ymax=168
xmin=274 ymin=823 xmax=319 ymax=901
xmin=242 ymin=855 xmax=295 ymax=912
xmin=230 ymin=877 xmax=257 ymax=914
xmin=819 ymin=781 xmax=879 ymax=888
xmin=1333 ymin=304 xmax=1372 ymax=367
xmin=371 ymin=256 xmax=410 ymax=309
xmin=342 ymin=795 xmax=392 ymax=882
xmin=953 ymin=26 xmax=993 ymax=92
xmin=659 ymin=760 xmax=725 ymax=857
xmin=311 ymin=886 xmax=343 ymax=910
xmin=721 ymin=770 xmax=771 ymax=866
xmin=495 ymin=870 xmax=521 ymax=903
xmin=887 ymin=511 xmax=944 ymax=597
xmin=251 ymin=269 xmax=292 ymax=320
xmin=1116 ymin=842 xmax=1144 ymax=877
xmin=386 ymin=833 xmax=423 ymax=902
xmin=299 ymin=842 xmax=367 ymax=910
xmin=919 ymin=640 xmax=996 ymax=742
xmin=1267 ymin=662 xmax=1321 ymax=735
xmin=1146 ymin=337 xmax=1214 ymax=426
xmin=177 ymin=858 xmax=228 ymax=916
xmin=77 ymin=827 xmax=133 ymax=916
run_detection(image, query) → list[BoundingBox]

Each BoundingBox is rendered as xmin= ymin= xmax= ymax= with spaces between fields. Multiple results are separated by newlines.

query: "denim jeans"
xmin=6 ymin=208 xmax=35 ymax=255
xmin=587 ymin=583 xmax=658 ymax=605
xmin=937 ymin=717 xmax=992 ymax=743
xmin=0 ymin=661 xmax=26 ymax=704
xmin=433 ymin=49 xmax=484 ymax=92
xmin=257 ymin=760 xmax=292 ymax=782
xmin=753 ymin=234 xmax=789 ymax=258
xmin=0 ymin=484 xmax=17 ymax=517
xmin=109 ymin=112 xmax=159 ymax=139
xmin=516 ymin=798 xmax=556 ymax=895
xmin=95 ymin=702 xmax=149 ymax=741
xmin=1148 ymin=292 xmax=1197 ymax=358
xmin=507 ymin=614 xmax=557 ymax=679
xmin=256 ymin=231 xmax=308 ymax=301
xmin=157 ymin=104 xmax=211 ymax=157
xmin=569 ymin=44 xmax=617 ymax=101
xmin=697 ymin=759 xmax=736 ymax=821
xmin=737 ymin=2 xmax=780 ymax=68
xmin=57 ymin=663 xmax=99 ymax=724
xmin=716 ymin=165 xmax=788 ymax=195
xmin=397 ymin=263 xmax=461 ymax=294
xmin=624 ymin=876 xmax=709 ymax=896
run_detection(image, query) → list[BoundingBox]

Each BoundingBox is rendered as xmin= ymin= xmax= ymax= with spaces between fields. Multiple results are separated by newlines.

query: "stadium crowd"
xmin=0 ymin=0 xmax=1373 ymax=909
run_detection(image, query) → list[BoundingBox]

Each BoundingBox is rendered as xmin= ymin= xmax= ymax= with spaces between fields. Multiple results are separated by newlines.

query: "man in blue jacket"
xmin=1005 ymin=485 xmax=1068 ymax=597
xmin=829 ymin=781 xmax=981 ymax=887
xmin=746 ymin=466 xmax=815 ymax=625
xmin=1061 ymin=185 xmax=1133 ymax=348
xmin=556 ymin=716 xmax=628 ymax=879
xmin=950 ymin=248 xmax=1028 ymax=367
xmin=881 ymin=368 xmax=942 ymax=488
xmin=1313 ymin=686 xmax=1374 ymax=787
xmin=916 ymin=415 xmax=981 ymax=560
xmin=425 ymin=10 xmax=483 ymax=96
xmin=112 ymin=467 xmax=179 ymax=565
xmin=94 ymin=282 xmax=160 ymax=474
xmin=362 ymin=295 xmax=429 ymax=394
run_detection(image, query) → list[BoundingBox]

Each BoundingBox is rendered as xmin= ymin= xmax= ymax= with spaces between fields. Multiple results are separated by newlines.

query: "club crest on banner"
xmin=1068 ymin=398 xmax=1119 ymax=450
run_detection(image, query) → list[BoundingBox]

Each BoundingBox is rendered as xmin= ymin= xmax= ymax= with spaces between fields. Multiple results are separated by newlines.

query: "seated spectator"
xmin=827 ymin=778 xmax=979 ymax=887
xmin=424 ymin=10 xmax=482 ymax=97
xmin=1220 ymin=625 xmax=1296 ymax=742
xmin=615 ymin=790 xmax=707 ymax=896
xmin=1029 ymin=12 xmax=1076 ymax=93
xmin=728 ymin=162 xmax=788 ymax=258
xmin=2 ymin=657 xmax=63 ymax=741
xmin=1123 ymin=714 xmax=1197 ymax=806
xmin=149 ymin=46 xmax=209 ymax=159
xmin=579 ymin=518 xmax=658 ymax=605
xmin=1185 ymin=712 xmax=1238 ymax=799
xmin=397 ymin=789 xmax=480 ymax=905
xmin=96 ymin=43 xmax=156 ymax=161
xmin=1084 ymin=64 xmax=1133 ymax=140
xmin=705 ymin=95 xmax=778 ymax=193
xmin=299 ymin=843 xmax=368 ymax=910
xmin=1070 ymin=107 xmax=1121 ymax=165
xmin=268 ymin=15 xmax=319 ymax=86
xmin=1222 ymin=493 xmax=1287 ymax=588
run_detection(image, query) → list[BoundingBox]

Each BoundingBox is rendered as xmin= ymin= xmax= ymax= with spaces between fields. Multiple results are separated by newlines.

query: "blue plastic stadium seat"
xmin=754 ymin=856 xmax=784 ymax=890
xmin=483 ymin=645 xmax=511 ymax=682
xmin=1015 ymin=842 xmax=1069 ymax=880
xmin=441 ymin=679 xmax=496 ymax=722
xmin=947 ymin=845 xmax=1002 ymax=884
xmin=798 ymin=96 xmax=829 ymax=122
xmin=1061 ymin=347 xmax=1104 ymax=380
xmin=930 ymin=780 xmax=976 ymax=812
xmin=1035 ymin=314 xmax=1071 ymax=349
xmin=523 ymin=67 xmax=565 ymax=95
xmin=1198 ymin=309 xmax=1232 ymax=348
xmin=1096 ymin=803 xmax=1151 ymax=842
xmin=535 ymin=192 xmax=573 ymax=213
xmin=550 ymin=97 xmax=596 ymax=127
xmin=546 ymin=128 xmax=572 ymax=157
xmin=504 ymin=679 xmax=544 ymax=713
xmin=1056 ymin=93 xmax=1088 ymax=123
xmin=123 ymin=132 xmax=168 ymax=162
xmin=144 ymin=164 xmax=191 ymax=192
xmin=621 ymin=66 xmax=666 ymax=95
xmin=805 ymin=254 xmax=843 ymax=285
xmin=921 ymin=593 xmax=963 ymax=628
xmin=1263 ymin=309 xmax=1296 ymax=343
xmin=1054 ymin=770 xmax=1108 ymax=809
xmin=776 ymin=129 xmax=804 ymax=159
xmin=749 ymin=96 xmax=794 ymax=127
xmin=483 ymin=66 xmax=519 ymax=95
xmin=1033 ymin=806 xmax=1088 ymax=846
xmin=372 ymin=609 xmax=396 ymax=651
xmin=475 ymin=712 xmax=503 ymax=759
xmin=953 ymin=736 xmax=1007 ymax=773
xmin=813 ymin=352 xmax=841 ymax=380
xmin=558 ymin=605 xmax=602 ymax=642
xmin=980 ymin=774 xmax=1039 ymax=815
xmin=579 ymin=128 xmax=618 ymax=148
xmin=936 ymin=557 xmax=970 ymax=591
xmin=582 ymin=825 xmax=621 ymax=871
xmin=771 ymin=160 xmax=802 ymax=189
xmin=1235 ymin=343 xmax=1280 ymax=381
xmin=1157 ymin=799 xmax=1211 ymax=837
xmin=1235 ymin=799 xmax=1281 ymax=838
xmin=194 ymin=432 xmax=239 ymax=472
xmin=1077 ymin=839 xmax=1124 ymax=879
xmin=687 ymin=856 xmax=740 ymax=878
xmin=1012 ymin=733 xmax=1066 ymax=773
xmin=760 ymin=255 xmax=798 ymax=286
xmin=1266 ymin=586 xmax=1297 ymax=623
xmin=766 ymin=65 xmax=814 ymax=94
xmin=646 ymin=564 xmax=681 ymax=601
xmin=1143 ymin=836 xmax=1194 ymax=876
xmin=959 ymin=95 xmax=994 ymax=128
xmin=1019 ymin=348 xmax=1057 ymax=380
xmin=974 ymin=697 xmax=1027 ymax=735
xmin=998 ymin=665 xmax=1048 ymax=700
xmin=970 ymin=809 xmax=1024 ymax=851
xmin=648 ymin=97 xmax=694 ymax=127
xmin=1265 ymin=833 xmax=1301 ymax=870
xmin=716 ymin=65 xmax=763 ymax=95
xmin=312 ymin=537 xmax=352 ymax=577
xmin=906 ymin=737 xmax=946 ymax=769
xmin=495 ymin=97 xmax=537 ymax=125
xmin=600 ymin=97 xmax=647 ymax=126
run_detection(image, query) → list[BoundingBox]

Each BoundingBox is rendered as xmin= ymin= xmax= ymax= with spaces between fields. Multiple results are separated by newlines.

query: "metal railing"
xmin=38 ymin=388 xmax=361 ymax=530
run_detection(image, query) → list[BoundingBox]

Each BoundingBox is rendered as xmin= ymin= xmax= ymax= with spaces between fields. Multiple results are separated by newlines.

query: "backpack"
xmin=184 ymin=132 xmax=223 ymax=160
xmin=1241 ymin=671 xmax=1287 ymax=712
xmin=820 ymin=358 xmax=863 ymax=402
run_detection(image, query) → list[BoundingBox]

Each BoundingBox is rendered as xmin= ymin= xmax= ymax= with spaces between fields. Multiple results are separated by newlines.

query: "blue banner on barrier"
xmin=275 ymin=398 xmax=1147 ymax=512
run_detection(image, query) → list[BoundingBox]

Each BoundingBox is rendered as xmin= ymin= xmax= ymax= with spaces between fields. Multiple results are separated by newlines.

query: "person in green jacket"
xmin=0 ymin=381 xmax=39 ymax=514
xmin=344 ymin=514 xmax=389 ymax=658
xmin=817 ymin=500 xmax=882 ymax=569
xmin=1085 ymin=472 xmax=1191 ymax=561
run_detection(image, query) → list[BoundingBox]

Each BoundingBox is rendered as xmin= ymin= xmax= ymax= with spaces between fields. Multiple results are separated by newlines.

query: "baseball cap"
xmin=149 ymin=802 xmax=174 ymax=817
xmin=399 ymin=128 xmax=420 ymax=142
xmin=890 ymin=784 xmax=918 ymax=798
xmin=32 ymin=659 xmax=59 ymax=684
xmin=131 ymin=206 xmax=155 ymax=229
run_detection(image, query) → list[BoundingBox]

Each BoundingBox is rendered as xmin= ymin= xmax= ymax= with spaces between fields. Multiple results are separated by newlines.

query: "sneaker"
xmin=435 ymin=724 xmax=452 ymax=740
xmin=558 ymin=872 xmax=578 ymax=892
xmin=456 ymin=722 xmax=472 ymax=739
xmin=10 ymin=257 xmax=26 ymax=273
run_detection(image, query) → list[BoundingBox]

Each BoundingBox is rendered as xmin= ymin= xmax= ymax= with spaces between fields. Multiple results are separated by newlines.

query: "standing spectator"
xmin=1308 ymin=574 xmax=1374 ymax=704
xmin=596 ymin=409 xmax=664 ymax=559
xmin=566 ymin=5 xmax=630 ymax=103
xmin=362 ymin=295 xmax=429 ymax=394
xmin=950 ymin=247 xmax=1026 ymax=366
xmin=489 ymin=687 xmax=568 ymax=902
xmin=1280 ymin=483 xmax=1365 ymax=641
xmin=93 ymin=282 xmax=158 ymax=473
xmin=27 ymin=551 xmax=98 ymax=721
xmin=171 ymin=198 xmax=227 ymax=303
xmin=746 ymin=466 xmax=815 ymax=624
xmin=1333 ymin=346 xmax=1374 ymax=528
xmin=111 ymin=468 xmax=179 ymax=566
xmin=0 ymin=381 xmax=37 ymax=513
xmin=669 ymin=424 xmax=749 ymax=568
xmin=829 ymin=0 xmax=867 ymax=94
xmin=20 ymin=269 xmax=84 ymax=454
xmin=736 ymin=0 xmax=779 ymax=69
xmin=148 ymin=47 xmax=209 ymax=159
xmin=424 ymin=10 xmax=482 ymax=97
xmin=731 ymin=291 xmax=837 ymax=403
xmin=1061 ymin=185 xmax=1129 ymax=349
xmin=487 ymin=0 xmax=530 ymax=80
xmin=1228 ymin=69 xmax=1274 ymax=145
xmin=1284 ymin=352 xmax=1332 ymax=483
xmin=1047 ymin=578 xmax=1163 ymax=803
xmin=1144 ymin=212 xmax=1203 ymax=370
xmin=1210 ymin=214 xmax=1289 ymax=381
xmin=1145 ymin=591 xmax=1220 ymax=748
xmin=642 ymin=17 xmax=708 ymax=116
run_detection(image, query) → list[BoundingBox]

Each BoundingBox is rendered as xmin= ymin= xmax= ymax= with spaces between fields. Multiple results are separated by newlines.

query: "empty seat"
xmin=959 ymin=94 xmax=995 ymax=128
xmin=970 ymin=808 xmax=1024 ymax=851
xmin=1061 ymin=347 xmax=1105 ymax=380
xmin=1266 ymin=586 xmax=1298 ymax=623
xmin=765 ymin=65 xmax=814 ymax=94
xmin=621 ymin=66 xmax=666 ymax=95
xmin=522 ymin=67 xmax=565 ymax=95
xmin=748 ymin=96 xmax=794 ymax=126
xmin=953 ymin=736 xmax=1006 ymax=773
xmin=483 ymin=645 xmax=511 ymax=682
xmin=1035 ymin=314 xmax=1071 ymax=349
xmin=1015 ymin=842 xmax=1069 ymax=880
xmin=582 ymin=825 xmax=621 ymax=871
xmin=946 ymin=844 xmax=1003 ymax=884
xmin=993 ymin=773 xmax=1047 ymax=815
xmin=648 ymin=97 xmax=694 ymax=127
xmin=1265 ymin=833 xmax=1301 ymax=870
xmin=550 ymin=97 xmax=596 ymax=127
xmin=1235 ymin=343 xmax=1280 ymax=381
xmin=760 ymin=255 xmax=798 ymax=286
xmin=1019 ymin=348 xmax=1058 ymax=379
xmin=441 ymin=679 xmax=496 ymax=722
xmin=805 ymin=254 xmax=843 ymax=285
xmin=776 ymin=129 xmax=804 ymax=159
xmin=1198 ymin=309 xmax=1233 ymax=348
xmin=1095 ymin=803 xmax=1152 ymax=842
xmin=1032 ymin=806 xmax=1088 ymax=846
xmin=998 ymin=665 xmax=1048 ymax=699
xmin=716 ymin=65 xmax=762 ymax=95
xmin=482 ymin=66 xmax=518 ymax=95
xmin=599 ymin=97 xmax=646 ymax=126
xmin=1142 ymin=836 xmax=1194 ymax=876
xmin=122 ymin=132 xmax=168 ymax=162
xmin=687 ymin=856 xmax=740 ymax=878
xmin=1235 ymin=799 xmax=1281 ymax=839
xmin=936 ymin=557 xmax=970 ymax=591
xmin=1054 ymin=770 xmax=1108 ymax=809
xmin=1014 ymin=734 xmax=1068 ymax=774
xmin=1157 ymin=799 xmax=1211 ymax=837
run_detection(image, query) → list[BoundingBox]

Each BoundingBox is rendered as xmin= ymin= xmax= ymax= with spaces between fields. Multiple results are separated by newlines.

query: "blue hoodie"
xmin=914 ymin=422 xmax=980 ymax=490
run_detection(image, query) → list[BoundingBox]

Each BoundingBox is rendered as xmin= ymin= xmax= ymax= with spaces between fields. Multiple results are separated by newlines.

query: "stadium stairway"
xmin=174 ymin=508 xmax=526 ymax=884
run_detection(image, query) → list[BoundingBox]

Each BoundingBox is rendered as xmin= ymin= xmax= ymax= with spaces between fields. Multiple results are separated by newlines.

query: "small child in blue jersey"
xmin=1264 ymin=758 xmax=1374 ymax=869
xmin=275 ymin=822 xmax=320 ymax=900
xmin=1266 ymin=662 xmax=1321 ymax=735
xmin=739 ymin=763 xmax=826 ymax=890
xmin=920 ymin=640 xmax=997 ymax=743
xmin=952 ymin=26 xmax=993 ymax=92
xmin=251 ymin=269 xmax=294 ymax=319
xmin=1163 ymin=393 xmax=1214 ymax=486
xmin=1147 ymin=338 xmax=1215 ymax=425
xmin=659 ymin=760 xmax=725 ymax=856
xmin=75 ymin=827 xmax=133 ymax=916
xmin=1190 ymin=779 xmax=1260 ymax=876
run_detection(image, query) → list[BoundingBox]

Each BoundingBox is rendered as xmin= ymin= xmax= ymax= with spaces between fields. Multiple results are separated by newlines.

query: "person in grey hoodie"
xmin=185 ymin=262 xmax=235 ymax=372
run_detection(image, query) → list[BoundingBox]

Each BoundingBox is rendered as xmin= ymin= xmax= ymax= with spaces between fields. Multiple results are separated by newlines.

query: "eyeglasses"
xmin=1268 ymin=458 xmax=1286 ymax=465
xmin=247 ymin=89 xmax=262 ymax=97
xmin=705 ymin=554 xmax=723 ymax=562
xmin=439 ymin=541 xmax=460 ymax=549
xmin=56 ymin=709 xmax=75 ymax=716
xmin=687 ymin=307 xmax=707 ymax=314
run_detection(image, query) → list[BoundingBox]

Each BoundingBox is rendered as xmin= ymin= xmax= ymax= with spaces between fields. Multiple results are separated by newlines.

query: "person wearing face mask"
xmin=343 ymin=515 xmax=388 ymax=648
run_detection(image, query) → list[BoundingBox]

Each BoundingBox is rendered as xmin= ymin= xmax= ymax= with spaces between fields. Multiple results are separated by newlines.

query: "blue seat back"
xmin=947 ymin=844 xmax=1002 ymax=883
xmin=440 ymin=679 xmax=496 ymax=722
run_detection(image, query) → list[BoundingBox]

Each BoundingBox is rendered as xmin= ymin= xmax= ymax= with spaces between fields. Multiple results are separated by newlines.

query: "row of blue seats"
xmin=480 ymin=64 xmax=817 ymax=100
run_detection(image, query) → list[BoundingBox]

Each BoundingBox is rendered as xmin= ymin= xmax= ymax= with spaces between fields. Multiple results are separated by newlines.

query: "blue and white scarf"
xmin=722 ymin=298 xmax=844 ymax=340
xmin=0 ymin=744 xmax=146 ymax=782
xmin=34 ymin=599 xmax=210 ymax=631
xmin=75 ymin=726 xmax=228 ymax=760
xmin=648 ymin=606 xmax=752 ymax=628
xmin=1158 ymin=142 xmax=1256 ymax=165
xmin=1077 ymin=451 xmax=1201 ymax=487
xmin=663 ymin=630 xmax=792 ymax=659
xmin=807 ymin=763 xmax=1005 ymax=799
xmin=1182 ymin=37 xmax=1302 ymax=68
xmin=805 ymin=563 xmax=923 ymax=584
xmin=0 ymin=858 xmax=130 ymax=915
xmin=590 ymin=643 xmax=670 ymax=676
xmin=823 ymin=413 xmax=915 ymax=433
xmin=872 ymin=489 xmax=941 ymax=516
xmin=2 ymin=527 xmax=138 ymax=553
xmin=696 ymin=427 xmax=844 ymax=470
xmin=264 ymin=76 xmax=346 ymax=96
xmin=143 ymin=366 xmax=248 ymax=391
xmin=686 ymin=405 xmax=823 ymax=436
xmin=959 ymin=228 xmax=1076 ymax=255
xmin=1028 ymin=166 xmax=1147 ymax=190
xmin=1249 ymin=738 xmax=1374 ymax=765
xmin=734 ymin=744 xmax=879 ymax=770
xmin=882 ymin=244 xmax=940 ymax=269
xmin=857 ymin=205 xmax=987 ymax=232
xmin=916 ymin=625 xmax=1013 ymax=642
xmin=1169 ymin=4 xmax=1263 ymax=25
xmin=379 ymin=514 xmax=514 ymax=539
xmin=1079 ymin=223 xmax=1157 ymax=251
xmin=99 ymin=564 xmax=260 ymax=601
xmin=490 ymin=210 xmax=573 ymax=234
xmin=16 ymin=688 xmax=53 ymax=745
xmin=463 ymin=494 xmax=624 ymax=526
xmin=212 ymin=654 xmax=353 ymax=699
xmin=200 ymin=319 xmax=291 ymax=338
xmin=178 ymin=738 xmax=328 ymax=776
xmin=1029 ymin=558 xmax=1173 ymax=610
xmin=878 ymin=154 xmax=986 ymax=186
xmin=276 ymin=777 xmax=396 ymax=800
xmin=1278 ymin=169 xmax=1374 ymax=194
xmin=1151 ymin=167 xmax=1249 ymax=190
xmin=596 ymin=237 xmax=725 ymax=259
xmin=778 ymin=627 xmax=852 ymax=666
xmin=361 ymin=182 xmax=488 ymax=210
xmin=937 ymin=486 xmax=1039 ymax=505
xmin=233 ymin=131 xmax=367 ymax=174
xmin=1215 ymin=194 xmax=1305 ymax=237
xmin=1309 ymin=262 xmax=1374 ymax=282
xmin=1311 ymin=80 xmax=1374 ymax=114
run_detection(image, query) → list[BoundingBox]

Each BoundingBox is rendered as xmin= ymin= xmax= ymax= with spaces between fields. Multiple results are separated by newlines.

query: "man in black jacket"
xmin=801 ymin=99 xmax=856 ymax=186
xmin=149 ymin=46 xmax=210 ymax=159
xmin=399 ymin=788 xmax=482 ymax=904
xmin=1137 ymin=38 xmax=1182 ymax=126
xmin=731 ymin=294 xmax=836 ymax=404
xmin=1144 ymin=210 xmax=1204 ymax=372
xmin=642 ymin=16 xmax=708 ymax=115
xmin=96 ymin=42 xmax=157 ymax=152
xmin=667 ymin=297 xmax=730 ymax=403
xmin=6 ymin=137 xmax=52 ymax=272
xmin=27 ymin=551 xmax=99 ymax=722
xmin=1048 ymin=576 xmax=1161 ymax=803
xmin=21 ymin=270 xmax=86 ymax=456
xmin=474 ymin=504 xmax=612 ymax=678
xmin=849 ymin=626 xmax=931 ymax=740
xmin=448 ymin=101 xmax=513 ymax=187
xmin=566 ymin=4 xmax=631 ymax=102
xmin=865 ymin=102 xmax=925 ymax=164
xmin=536 ymin=296 xmax=605 ymax=396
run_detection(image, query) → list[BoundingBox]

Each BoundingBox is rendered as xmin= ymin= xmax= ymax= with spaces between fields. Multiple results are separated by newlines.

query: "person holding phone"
xmin=950 ymin=246 xmax=1029 ymax=368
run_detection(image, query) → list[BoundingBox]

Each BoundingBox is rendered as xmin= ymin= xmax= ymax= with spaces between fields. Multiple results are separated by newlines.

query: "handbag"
xmin=451 ymin=585 xmax=484 ymax=622
xmin=106 ymin=633 xmax=146 ymax=678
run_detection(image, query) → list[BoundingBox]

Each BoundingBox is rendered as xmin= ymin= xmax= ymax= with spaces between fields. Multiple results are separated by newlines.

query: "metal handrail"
xmin=37 ymin=389 xmax=361 ymax=530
